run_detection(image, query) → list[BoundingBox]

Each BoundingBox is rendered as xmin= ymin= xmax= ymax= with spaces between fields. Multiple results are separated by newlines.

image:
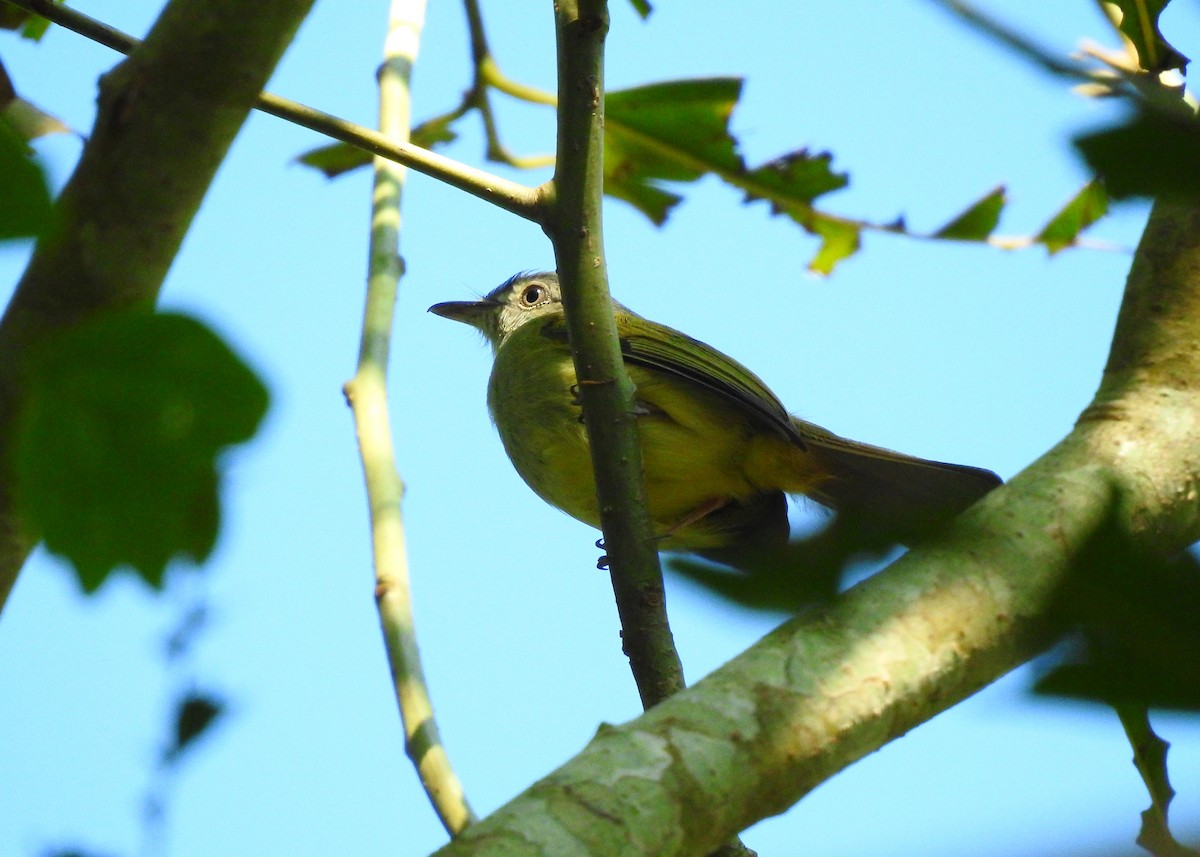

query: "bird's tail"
xmin=794 ymin=417 xmax=1001 ymax=544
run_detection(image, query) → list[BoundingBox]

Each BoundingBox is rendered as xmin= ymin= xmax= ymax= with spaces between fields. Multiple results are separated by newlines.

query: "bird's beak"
xmin=428 ymin=300 xmax=490 ymax=328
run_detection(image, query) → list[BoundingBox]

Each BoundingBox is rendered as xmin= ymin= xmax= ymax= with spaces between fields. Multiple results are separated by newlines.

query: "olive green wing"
xmin=614 ymin=315 xmax=808 ymax=447
xmin=538 ymin=311 xmax=803 ymax=445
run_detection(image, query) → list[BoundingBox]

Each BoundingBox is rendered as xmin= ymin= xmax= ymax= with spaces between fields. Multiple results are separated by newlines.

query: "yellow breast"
xmin=485 ymin=321 xmax=822 ymax=549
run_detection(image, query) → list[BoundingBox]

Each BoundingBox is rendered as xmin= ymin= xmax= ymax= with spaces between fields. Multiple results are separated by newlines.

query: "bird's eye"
xmin=519 ymin=284 xmax=544 ymax=306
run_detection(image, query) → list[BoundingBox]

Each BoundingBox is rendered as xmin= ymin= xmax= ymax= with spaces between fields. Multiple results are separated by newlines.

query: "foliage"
xmin=13 ymin=310 xmax=268 ymax=591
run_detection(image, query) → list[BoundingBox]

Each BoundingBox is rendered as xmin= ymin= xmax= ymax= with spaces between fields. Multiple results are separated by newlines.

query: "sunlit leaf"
xmin=1104 ymin=0 xmax=1188 ymax=73
xmin=604 ymin=77 xmax=743 ymax=223
xmin=0 ymin=2 xmax=56 ymax=39
xmin=1075 ymin=108 xmax=1200 ymax=201
xmin=933 ymin=185 xmax=1006 ymax=240
xmin=808 ymin=217 xmax=861 ymax=275
xmin=1035 ymin=180 xmax=1108 ymax=253
xmin=14 ymin=310 xmax=270 ymax=592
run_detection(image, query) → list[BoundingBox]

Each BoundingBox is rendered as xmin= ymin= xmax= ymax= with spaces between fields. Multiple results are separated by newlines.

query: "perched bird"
xmin=430 ymin=272 xmax=1000 ymax=560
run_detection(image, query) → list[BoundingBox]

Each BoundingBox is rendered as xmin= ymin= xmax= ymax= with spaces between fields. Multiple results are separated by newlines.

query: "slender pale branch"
xmin=343 ymin=0 xmax=474 ymax=836
xmin=0 ymin=0 xmax=317 ymax=612
xmin=1 ymin=0 xmax=544 ymax=222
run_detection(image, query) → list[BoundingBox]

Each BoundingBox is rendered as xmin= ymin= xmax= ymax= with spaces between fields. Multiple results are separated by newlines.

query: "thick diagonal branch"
xmin=428 ymin=199 xmax=1200 ymax=857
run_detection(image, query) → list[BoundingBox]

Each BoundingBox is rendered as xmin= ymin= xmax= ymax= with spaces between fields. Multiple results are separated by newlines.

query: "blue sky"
xmin=1 ymin=2 xmax=1198 ymax=856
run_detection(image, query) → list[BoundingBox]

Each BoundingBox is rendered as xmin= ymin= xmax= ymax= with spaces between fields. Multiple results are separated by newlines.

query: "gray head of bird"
xmin=429 ymin=271 xmax=566 ymax=352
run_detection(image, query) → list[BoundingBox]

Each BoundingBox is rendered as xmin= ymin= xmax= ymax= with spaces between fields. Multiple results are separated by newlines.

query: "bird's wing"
xmin=616 ymin=317 xmax=807 ymax=447
xmin=538 ymin=313 xmax=803 ymax=444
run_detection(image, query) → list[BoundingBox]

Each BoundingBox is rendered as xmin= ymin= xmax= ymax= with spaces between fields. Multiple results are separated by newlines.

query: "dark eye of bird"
xmin=520 ymin=285 xmax=544 ymax=306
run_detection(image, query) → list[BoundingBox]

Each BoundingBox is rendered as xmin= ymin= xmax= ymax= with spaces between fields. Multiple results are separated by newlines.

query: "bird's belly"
xmin=487 ymin=338 xmax=776 ymax=542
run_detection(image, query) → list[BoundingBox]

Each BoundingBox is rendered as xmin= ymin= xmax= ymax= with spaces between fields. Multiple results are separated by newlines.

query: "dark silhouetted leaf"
xmin=627 ymin=0 xmax=652 ymax=18
xmin=1035 ymin=527 xmax=1200 ymax=711
xmin=0 ymin=115 xmax=54 ymax=240
xmin=1035 ymin=180 xmax=1108 ymax=253
xmin=1076 ymin=108 xmax=1200 ymax=201
xmin=164 ymin=691 xmax=225 ymax=765
xmin=1113 ymin=705 xmax=1198 ymax=857
xmin=669 ymin=515 xmax=902 ymax=614
xmin=14 ymin=310 xmax=269 ymax=592
xmin=1106 ymin=0 xmax=1188 ymax=73
xmin=933 ymin=185 xmax=1006 ymax=240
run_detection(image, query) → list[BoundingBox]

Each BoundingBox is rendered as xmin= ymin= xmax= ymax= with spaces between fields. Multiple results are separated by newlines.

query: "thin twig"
xmin=460 ymin=0 xmax=555 ymax=168
xmin=2 ymin=0 xmax=544 ymax=222
xmin=342 ymin=0 xmax=475 ymax=837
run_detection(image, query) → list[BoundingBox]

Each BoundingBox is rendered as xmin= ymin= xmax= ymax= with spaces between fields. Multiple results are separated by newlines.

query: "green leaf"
xmin=0 ymin=1 xmax=57 ymax=40
xmin=627 ymin=0 xmax=652 ymax=18
xmin=1075 ymin=108 xmax=1200 ymax=201
xmin=743 ymin=149 xmax=848 ymax=217
xmin=604 ymin=77 xmax=743 ymax=224
xmin=808 ymin=217 xmax=861 ymax=275
xmin=14 ymin=310 xmax=270 ymax=592
xmin=295 ymin=118 xmax=456 ymax=179
xmin=296 ymin=140 xmax=372 ymax=178
xmin=1035 ymin=180 xmax=1108 ymax=253
xmin=0 ymin=111 xmax=55 ymax=240
xmin=412 ymin=114 xmax=460 ymax=150
xmin=0 ymin=115 xmax=54 ymax=241
xmin=933 ymin=185 xmax=1006 ymax=240
xmin=735 ymin=149 xmax=853 ymax=272
xmin=1104 ymin=0 xmax=1188 ymax=73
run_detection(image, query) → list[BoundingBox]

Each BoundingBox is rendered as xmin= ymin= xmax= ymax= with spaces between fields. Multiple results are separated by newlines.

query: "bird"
xmin=430 ymin=271 xmax=1000 ymax=561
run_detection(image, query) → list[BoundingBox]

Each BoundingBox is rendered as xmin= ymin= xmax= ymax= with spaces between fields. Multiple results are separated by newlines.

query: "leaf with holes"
xmin=1105 ymin=0 xmax=1188 ymax=73
xmin=604 ymin=77 xmax=743 ymax=225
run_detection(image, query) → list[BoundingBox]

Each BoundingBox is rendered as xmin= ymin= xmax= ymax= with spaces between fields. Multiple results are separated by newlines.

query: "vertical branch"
xmin=344 ymin=0 xmax=475 ymax=836
xmin=547 ymin=0 xmax=685 ymax=709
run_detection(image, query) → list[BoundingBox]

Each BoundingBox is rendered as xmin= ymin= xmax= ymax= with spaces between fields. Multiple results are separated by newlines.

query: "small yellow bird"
xmin=431 ymin=272 xmax=1000 ymax=559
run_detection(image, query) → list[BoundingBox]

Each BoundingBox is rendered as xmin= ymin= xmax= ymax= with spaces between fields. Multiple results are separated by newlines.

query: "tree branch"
xmin=0 ymin=0 xmax=544 ymax=221
xmin=0 ymin=0 xmax=318 ymax=611
xmin=545 ymin=0 xmax=685 ymax=712
xmin=427 ymin=195 xmax=1200 ymax=856
xmin=342 ymin=0 xmax=475 ymax=836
